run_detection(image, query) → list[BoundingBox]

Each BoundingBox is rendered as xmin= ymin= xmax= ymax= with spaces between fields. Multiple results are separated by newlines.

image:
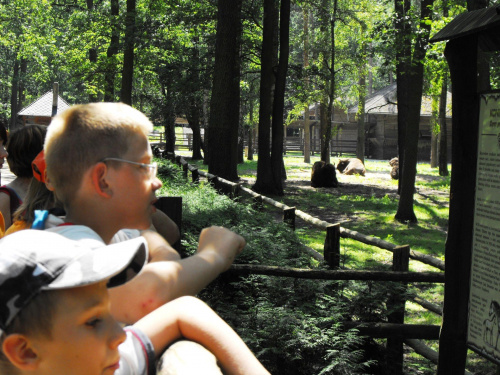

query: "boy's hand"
xmin=197 ymin=226 xmax=246 ymax=272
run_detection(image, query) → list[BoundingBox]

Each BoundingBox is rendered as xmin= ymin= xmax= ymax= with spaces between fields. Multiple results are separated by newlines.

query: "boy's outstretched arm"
xmin=109 ymin=226 xmax=245 ymax=324
xmin=140 ymin=230 xmax=181 ymax=262
xmin=133 ymin=296 xmax=270 ymax=375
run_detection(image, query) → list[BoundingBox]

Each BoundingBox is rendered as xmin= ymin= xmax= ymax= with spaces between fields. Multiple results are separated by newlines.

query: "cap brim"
xmin=45 ymin=237 xmax=147 ymax=290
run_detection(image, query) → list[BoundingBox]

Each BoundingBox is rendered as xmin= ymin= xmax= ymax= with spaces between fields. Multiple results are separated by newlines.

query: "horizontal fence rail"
xmin=163 ymin=152 xmax=449 ymax=374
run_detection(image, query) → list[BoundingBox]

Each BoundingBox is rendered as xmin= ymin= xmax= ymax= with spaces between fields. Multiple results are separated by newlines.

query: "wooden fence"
xmin=160 ymin=152 xmax=465 ymax=374
xmin=149 ymin=131 xmax=359 ymax=157
xmin=149 ymin=132 xmax=195 ymax=151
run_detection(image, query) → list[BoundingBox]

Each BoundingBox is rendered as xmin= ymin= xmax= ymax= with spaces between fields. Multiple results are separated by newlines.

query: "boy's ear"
xmin=91 ymin=162 xmax=113 ymax=198
xmin=2 ymin=334 xmax=40 ymax=370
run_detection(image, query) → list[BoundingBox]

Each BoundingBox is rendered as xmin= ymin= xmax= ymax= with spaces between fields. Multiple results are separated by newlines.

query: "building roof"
xmin=348 ymin=82 xmax=452 ymax=117
xmin=18 ymin=90 xmax=70 ymax=117
xmin=430 ymin=5 xmax=500 ymax=43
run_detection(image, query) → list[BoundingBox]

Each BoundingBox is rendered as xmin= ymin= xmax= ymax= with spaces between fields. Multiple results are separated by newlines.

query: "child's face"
xmin=109 ymin=133 xmax=163 ymax=230
xmin=30 ymin=282 xmax=126 ymax=375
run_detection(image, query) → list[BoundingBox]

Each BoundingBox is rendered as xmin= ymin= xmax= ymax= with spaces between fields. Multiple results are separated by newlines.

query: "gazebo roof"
xmin=18 ymin=90 xmax=70 ymax=117
xmin=430 ymin=5 xmax=500 ymax=43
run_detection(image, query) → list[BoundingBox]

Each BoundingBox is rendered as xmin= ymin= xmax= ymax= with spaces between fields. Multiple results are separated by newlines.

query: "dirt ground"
xmin=238 ymin=167 xmax=449 ymax=226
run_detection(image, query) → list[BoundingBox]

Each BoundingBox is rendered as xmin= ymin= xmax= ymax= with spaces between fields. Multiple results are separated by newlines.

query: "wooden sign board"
xmin=468 ymin=93 xmax=500 ymax=364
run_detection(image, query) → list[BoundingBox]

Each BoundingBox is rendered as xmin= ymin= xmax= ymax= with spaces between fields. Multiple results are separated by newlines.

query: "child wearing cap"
xmin=42 ymin=103 xmax=245 ymax=324
xmin=0 ymin=230 xmax=269 ymax=375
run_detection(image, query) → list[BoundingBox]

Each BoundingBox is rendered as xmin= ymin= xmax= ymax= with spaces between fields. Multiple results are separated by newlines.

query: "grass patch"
xmin=156 ymin=155 xmax=495 ymax=374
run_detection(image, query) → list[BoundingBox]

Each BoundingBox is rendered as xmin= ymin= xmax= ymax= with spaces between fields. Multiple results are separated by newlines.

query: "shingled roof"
xmin=18 ymin=90 xmax=70 ymax=117
xmin=348 ymin=82 xmax=452 ymax=116
xmin=430 ymin=5 xmax=500 ymax=43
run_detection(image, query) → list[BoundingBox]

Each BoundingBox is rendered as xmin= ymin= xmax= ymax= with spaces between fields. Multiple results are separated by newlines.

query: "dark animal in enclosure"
xmin=311 ymin=161 xmax=339 ymax=188
xmin=152 ymin=145 xmax=164 ymax=158
xmin=336 ymin=158 xmax=366 ymax=176
xmin=389 ymin=157 xmax=399 ymax=180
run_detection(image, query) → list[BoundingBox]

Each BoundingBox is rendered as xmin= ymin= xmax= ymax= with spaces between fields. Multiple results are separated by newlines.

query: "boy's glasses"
xmin=101 ymin=158 xmax=158 ymax=180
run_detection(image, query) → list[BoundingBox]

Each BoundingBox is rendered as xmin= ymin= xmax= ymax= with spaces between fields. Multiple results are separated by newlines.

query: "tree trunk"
xmin=357 ymin=64 xmax=366 ymax=162
xmin=18 ymin=58 xmax=26 ymax=113
xmin=104 ymin=0 xmax=119 ymax=102
xmin=303 ymin=6 xmax=311 ymax=163
xmin=319 ymin=100 xmax=330 ymax=163
xmin=10 ymin=58 xmax=19 ymax=130
xmin=248 ymin=94 xmax=254 ymax=161
xmin=186 ymin=44 xmax=204 ymax=161
xmin=186 ymin=105 xmax=203 ymax=160
xmin=395 ymin=0 xmax=434 ymax=223
xmin=161 ymin=83 xmax=176 ymax=153
xmin=253 ymin=0 xmax=279 ymax=194
xmin=269 ymin=0 xmax=290 ymax=195
xmin=207 ymin=0 xmax=242 ymax=181
xmin=304 ymin=107 xmax=311 ymax=163
xmin=438 ymin=75 xmax=449 ymax=176
xmin=395 ymin=0 xmax=411 ymax=194
xmin=121 ymin=0 xmax=136 ymax=105
xmin=320 ymin=1 xmax=338 ymax=163
xmin=430 ymin=96 xmax=438 ymax=168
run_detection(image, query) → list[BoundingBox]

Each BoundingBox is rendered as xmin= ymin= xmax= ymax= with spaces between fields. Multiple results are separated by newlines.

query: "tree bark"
xmin=253 ymin=0 xmax=279 ymax=193
xmin=185 ymin=44 xmax=204 ymax=161
xmin=121 ymin=0 xmax=136 ymax=105
xmin=319 ymin=100 xmax=330 ymax=163
xmin=10 ymin=58 xmax=19 ymax=129
xmin=395 ymin=0 xmax=411 ymax=194
xmin=395 ymin=0 xmax=434 ymax=223
xmin=320 ymin=0 xmax=338 ymax=163
xmin=87 ymin=0 xmax=98 ymax=102
xmin=438 ymin=75 xmax=449 ymax=176
xmin=207 ymin=0 xmax=242 ymax=181
xmin=248 ymin=92 xmax=254 ymax=161
xmin=303 ymin=6 xmax=311 ymax=163
xmin=186 ymin=104 xmax=203 ymax=160
xmin=357 ymin=63 xmax=366 ymax=162
xmin=430 ymin=96 xmax=438 ymax=168
xmin=104 ymin=0 xmax=119 ymax=102
xmin=161 ymin=82 xmax=176 ymax=154
xmin=18 ymin=58 xmax=26 ymax=113
xmin=270 ymin=0 xmax=290 ymax=195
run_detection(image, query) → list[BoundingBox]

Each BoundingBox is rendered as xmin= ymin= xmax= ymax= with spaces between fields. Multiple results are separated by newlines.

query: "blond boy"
xmin=0 ymin=230 xmax=269 ymax=375
xmin=43 ymin=103 xmax=245 ymax=324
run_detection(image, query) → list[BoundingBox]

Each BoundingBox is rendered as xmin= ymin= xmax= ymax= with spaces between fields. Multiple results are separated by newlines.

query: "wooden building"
xmin=287 ymin=83 xmax=452 ymax=161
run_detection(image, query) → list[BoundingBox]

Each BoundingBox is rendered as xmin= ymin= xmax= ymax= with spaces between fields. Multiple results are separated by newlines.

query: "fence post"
xmin=208 ymin=175 xmax=218 ymax=190
xmin=230 ymin=183 xmax=239 ymax=199
xmin=386 ymin=245 xmax=410 ymax=375
xmin=191 ymin=168 xmax=199 ymax=184
xmin=182 ymin=163 xmax=188 ymax=179
xmin=324 ymin=224 xmax=340 ymax=268
xmin=283 ymin=207 xmax=296 ymax=230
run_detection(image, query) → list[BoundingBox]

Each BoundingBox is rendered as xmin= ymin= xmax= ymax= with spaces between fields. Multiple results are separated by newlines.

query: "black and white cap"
xmin=0 ymin=230 xmax=147 ymax=333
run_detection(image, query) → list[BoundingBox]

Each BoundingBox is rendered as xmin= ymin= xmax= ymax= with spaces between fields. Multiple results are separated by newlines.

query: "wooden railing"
xmin=160 ymin=152 xmax=458 ymax=374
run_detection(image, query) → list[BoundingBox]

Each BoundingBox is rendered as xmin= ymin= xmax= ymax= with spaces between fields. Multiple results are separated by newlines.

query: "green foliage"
xmin=157 ymin=159 xmax=379 ymax=374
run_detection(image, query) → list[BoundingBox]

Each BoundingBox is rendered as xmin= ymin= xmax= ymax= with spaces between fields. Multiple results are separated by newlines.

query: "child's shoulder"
xmin=46 ymin=224 xmax=107 ymax=249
